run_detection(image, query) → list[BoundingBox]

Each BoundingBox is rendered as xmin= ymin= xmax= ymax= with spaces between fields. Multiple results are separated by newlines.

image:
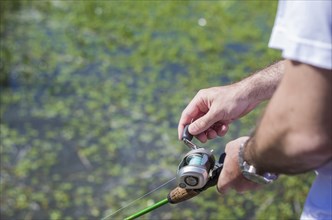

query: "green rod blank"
xmin=124 ymin=198 xmax=169 ymax=220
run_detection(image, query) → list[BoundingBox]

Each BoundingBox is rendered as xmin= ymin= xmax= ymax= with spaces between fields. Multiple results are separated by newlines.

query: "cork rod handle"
xmin=167 ymin=187 xmax=200 ymax=204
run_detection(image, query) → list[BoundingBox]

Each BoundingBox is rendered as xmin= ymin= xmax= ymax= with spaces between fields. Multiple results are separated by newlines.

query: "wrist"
xmin=242 ymin=138 xmax=259 ymax=172
xmin=238 ymin=139 xmax=278 ymax=184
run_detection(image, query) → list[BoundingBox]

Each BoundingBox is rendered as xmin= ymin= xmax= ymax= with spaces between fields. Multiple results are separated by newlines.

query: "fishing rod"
xmin=123 ymin=125 xmax=226 ymax=219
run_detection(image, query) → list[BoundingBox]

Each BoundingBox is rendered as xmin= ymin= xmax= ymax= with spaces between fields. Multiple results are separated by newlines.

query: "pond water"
xmin=1 ymin=1 xmax=313 ymax=220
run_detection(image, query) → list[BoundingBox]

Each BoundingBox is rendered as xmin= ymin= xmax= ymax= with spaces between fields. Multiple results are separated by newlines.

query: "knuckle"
xmin=181 ymin=109 xmax=190 ymax=118
xmin=197 ymin=119 xmax=209 ymax=129
xmin=224 ymin=142 xmax=232 ymax=152
xmin=197 ymin=89 xmax=206 ymax=95
xmin=217 ymin=183 xmax=225 ymax=195
xmin=190 ymin=121 xmax=199 ymax=130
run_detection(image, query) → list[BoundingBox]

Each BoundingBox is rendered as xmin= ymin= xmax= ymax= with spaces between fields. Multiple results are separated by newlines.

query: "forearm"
xmin=244 ymin=60 xmax=332 ymax=174
xmin=236 ymin=60 xmax=285 ymax=107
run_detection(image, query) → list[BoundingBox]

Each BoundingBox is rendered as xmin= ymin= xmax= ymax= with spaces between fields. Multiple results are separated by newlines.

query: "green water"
xmin=1 ymin=1 xmax=314 ymax=219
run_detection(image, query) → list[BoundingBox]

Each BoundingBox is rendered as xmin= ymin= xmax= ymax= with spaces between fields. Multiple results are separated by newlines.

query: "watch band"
xmin=238 ymin=140 xmax=278 ymax=184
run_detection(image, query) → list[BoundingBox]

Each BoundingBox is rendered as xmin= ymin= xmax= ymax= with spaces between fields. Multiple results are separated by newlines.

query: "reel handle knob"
xmin=182 ymin=125 xmax=193 ymax=141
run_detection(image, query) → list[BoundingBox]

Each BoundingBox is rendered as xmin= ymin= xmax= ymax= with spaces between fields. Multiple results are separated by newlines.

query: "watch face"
xmin=242 ymin=171 xmax=253 ymax=181
xmin=242 ymin=171 xmax=270 ymax=185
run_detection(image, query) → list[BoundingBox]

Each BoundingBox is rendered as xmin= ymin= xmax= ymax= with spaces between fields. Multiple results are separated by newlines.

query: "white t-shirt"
xmin=269 ymin=0 xmax=332 ymax=70
xmin=269 ymin=1 xmax=332 ymax=219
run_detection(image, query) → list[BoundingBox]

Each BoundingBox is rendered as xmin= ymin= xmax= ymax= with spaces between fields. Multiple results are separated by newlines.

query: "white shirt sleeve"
xmin=269 ymin=1 xmax=332 ymax=70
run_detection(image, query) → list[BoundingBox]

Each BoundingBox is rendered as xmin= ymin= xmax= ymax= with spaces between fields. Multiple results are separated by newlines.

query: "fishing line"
xmin=101 ymin=177 xmax=176 ymax=220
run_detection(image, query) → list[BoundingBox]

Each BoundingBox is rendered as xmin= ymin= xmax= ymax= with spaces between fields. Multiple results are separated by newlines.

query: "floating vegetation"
xmin=1 ymin=1 xmax=314 ymax=219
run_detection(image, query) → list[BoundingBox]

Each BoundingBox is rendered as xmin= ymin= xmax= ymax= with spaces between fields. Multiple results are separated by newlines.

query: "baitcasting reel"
xmin=177 ymin=125 xmax=221 ymax=190
xmin=177 ymin=148 xmax=215 ymax=189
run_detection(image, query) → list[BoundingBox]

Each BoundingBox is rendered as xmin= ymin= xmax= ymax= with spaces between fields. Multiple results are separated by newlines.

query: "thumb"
xmin=189 ymin=110 xmax=219 ymax=135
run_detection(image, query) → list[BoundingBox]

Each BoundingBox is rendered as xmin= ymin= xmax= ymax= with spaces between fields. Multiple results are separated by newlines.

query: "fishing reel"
xmin=123 ymin=127 xmax=226 ymax=219
xmin=177 ymin=148 xmax=215 ymax=189
xmin=177 ymin=125 xmax=220 ymax=190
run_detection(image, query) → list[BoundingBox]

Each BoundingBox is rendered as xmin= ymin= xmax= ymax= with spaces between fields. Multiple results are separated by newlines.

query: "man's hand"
xmin=178 ymin=85 xmax=257 ymax=143
xmin=177 ymin=61 xmax=284 ymax=143
xmin=217 ymin=136 xmax=261 ymax=194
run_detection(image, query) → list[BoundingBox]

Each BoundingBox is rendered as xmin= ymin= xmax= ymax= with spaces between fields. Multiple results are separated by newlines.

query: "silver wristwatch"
xmin=238 ymin=140 xmax=278 ymax=184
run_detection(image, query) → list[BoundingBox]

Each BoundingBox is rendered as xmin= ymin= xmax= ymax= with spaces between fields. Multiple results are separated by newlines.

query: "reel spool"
xmin=177 ymin=148 xmax=215 ymax=189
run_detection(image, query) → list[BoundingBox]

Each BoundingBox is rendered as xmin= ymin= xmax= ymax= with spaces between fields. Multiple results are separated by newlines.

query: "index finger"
xmin=178 ymin=102 xmax=203 ymax=140
xmin=178 ymin=110 xmax=196 ymax=140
